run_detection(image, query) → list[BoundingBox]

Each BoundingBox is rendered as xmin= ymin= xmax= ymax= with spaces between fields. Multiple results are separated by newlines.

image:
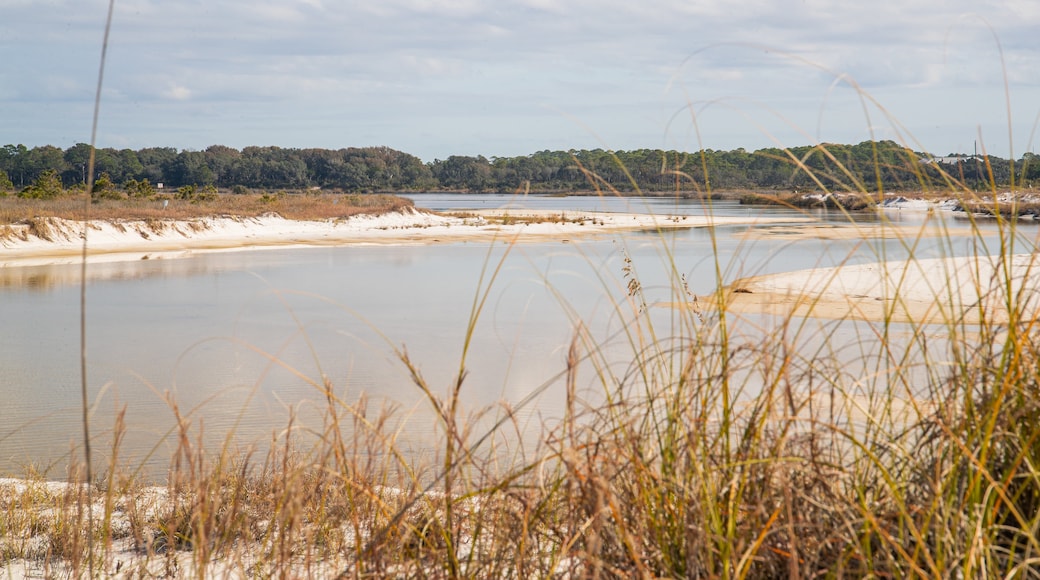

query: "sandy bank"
xmin=0 ymin=208 xmax=806 ymax=268
xmin=718 ymin=253 xmax=1040 ymax=324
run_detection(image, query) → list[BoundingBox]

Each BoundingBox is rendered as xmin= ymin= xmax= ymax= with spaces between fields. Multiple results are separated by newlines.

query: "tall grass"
xmin=5 ymin=141 xmax=1040 ymax=578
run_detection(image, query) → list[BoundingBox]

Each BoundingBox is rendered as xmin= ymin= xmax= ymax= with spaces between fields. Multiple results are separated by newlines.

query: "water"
xmin=401 ymin=191 xmax=810 ymax=218
xmin=0 ymin=194 xmax=1033 ymax=478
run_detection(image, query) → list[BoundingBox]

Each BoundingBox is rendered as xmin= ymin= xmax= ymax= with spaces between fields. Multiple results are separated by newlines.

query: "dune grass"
xmin=4 ymin=140 xmax=1040 ymax=579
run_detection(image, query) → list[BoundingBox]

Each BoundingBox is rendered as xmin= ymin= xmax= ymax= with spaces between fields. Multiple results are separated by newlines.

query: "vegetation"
xmin=0 ymin=170 xmax=13 ymax=194
xmin=4 ymin=139 xmax=1040 ymax=578
xmin=3 ymin=140 xmax=1037 ymax=196
xmin=0 ymin=192 xmax=414 ymax=226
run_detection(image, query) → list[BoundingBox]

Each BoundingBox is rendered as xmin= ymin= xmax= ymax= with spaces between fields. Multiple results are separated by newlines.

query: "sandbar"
xmin=0 ymin=208 xmax=808 ymax=268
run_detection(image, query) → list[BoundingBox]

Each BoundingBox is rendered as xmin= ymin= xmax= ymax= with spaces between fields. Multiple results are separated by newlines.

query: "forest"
xmin=1 ymin=140 xmax=1037 ymax=197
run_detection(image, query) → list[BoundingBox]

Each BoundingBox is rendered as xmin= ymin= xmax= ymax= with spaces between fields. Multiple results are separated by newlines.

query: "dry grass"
xmin=444 ymin=210 xmax=607 ymax=226
xmin=0 ymin=192 xmax=414 ymax=226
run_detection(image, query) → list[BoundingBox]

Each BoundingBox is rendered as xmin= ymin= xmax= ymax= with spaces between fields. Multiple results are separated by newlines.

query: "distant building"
xmin=919 ymin=155 xmax=974 ymax=165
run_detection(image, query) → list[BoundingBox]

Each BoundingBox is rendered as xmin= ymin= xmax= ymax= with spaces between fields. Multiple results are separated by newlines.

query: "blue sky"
xmin=3 ymin=0 xmax=1039 ymax=162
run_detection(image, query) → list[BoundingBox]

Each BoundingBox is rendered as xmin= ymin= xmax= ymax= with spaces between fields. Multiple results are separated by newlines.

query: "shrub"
xmin=0 ymin=169 xmax=14 ymax=193
xmin=18 ymin=169 xmax=65 ymax=199
xmin=124 ymin=178 xmax=156 ymax=199
xmin=91 ymin=172 xmax=124 ymax=201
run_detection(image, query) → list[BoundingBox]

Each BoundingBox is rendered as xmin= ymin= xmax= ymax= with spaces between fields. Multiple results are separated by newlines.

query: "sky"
xmin=3 ymin=0 xmax=1039 ymax=162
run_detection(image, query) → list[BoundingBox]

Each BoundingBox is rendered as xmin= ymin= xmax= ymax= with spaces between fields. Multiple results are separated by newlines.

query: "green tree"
xmin=123 ymin=177 xmax=156 ymax=199
xmin=1 ymin=144 xmax=31 ymax=187
xmin=117 ymin=149 xmax=145 ymax=182
xmin=176 ymin=184 xmax=198 ymax=199
xmin=63 ymin=143 xmax=94 ymax=185
xmin=1021 ymin=153 xmax=1040 ymax=186
xmin=136 ymin=147 xmax=178 ymax=184
xmin=26 ymin=145 xmax=68 ymax=185
xmin=204 ymin=145 xmax=241 ymax=186
xmin=430 ymin=155 xmax=493 ymax=192
xmin=232 ymin=146 xmax=308 ymax=189
xmin=92 ymin=172 xmax=122 ymax=200
xmin=19 ymin=169 xmax=65 ymax=199
xmin=93 ymin=148 xmax=125 ymax=184
xmin=0 ymin=169 xmax=13 ymax=193
xmin=169 ymin=150 xmax=215 ymax=186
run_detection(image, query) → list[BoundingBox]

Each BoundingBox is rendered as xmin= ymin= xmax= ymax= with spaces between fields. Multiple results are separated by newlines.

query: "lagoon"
xmin=0 ymin=194 xmax=1031 ymax=478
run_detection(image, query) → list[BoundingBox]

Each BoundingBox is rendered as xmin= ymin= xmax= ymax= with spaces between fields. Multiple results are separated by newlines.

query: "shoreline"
xmin=0 ymin=208 xmax=806 ymax=268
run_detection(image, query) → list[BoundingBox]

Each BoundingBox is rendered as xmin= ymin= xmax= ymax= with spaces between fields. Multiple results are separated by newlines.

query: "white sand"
xmin=722 ymin=253 xmax=1040 ymax=324
xmin=0 ymin=208 xmax=805 ymax=268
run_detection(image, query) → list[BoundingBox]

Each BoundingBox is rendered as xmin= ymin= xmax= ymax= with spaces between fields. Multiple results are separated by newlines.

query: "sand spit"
xmin=720 ymin=253 xmax=1040 ymax=324
xmin=0 ymin=208 xmax=806 ymax=268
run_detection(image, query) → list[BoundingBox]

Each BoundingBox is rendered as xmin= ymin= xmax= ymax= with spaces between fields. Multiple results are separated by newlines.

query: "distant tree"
xmin=63 ymin=143 xmax=94 ymax=185
xmin=0 ymin=169 xmax=13 ymax=193
xmin=136 ymin=147 xmax=178 ymax=184
xmin=234 ymin=146 xmax=308 ymax=189
xmin=123 ymin=177 xmax=156 ymax=199
xmin=176 ymin=184 xmax=198 ymax=200
xmin=300 ymin=148 xmax=344 ymax=188
xmin=430 ymin=155 xmax=492 ymax=192
xmin=19 ymin=169 xmax=65 ymax=199
xmin=1 ymin=140 xmax=1023 ymax=194
xmin=26 ymin=146 xmax=68 ymax=185
xmin=117 ymin=149 xmax=145 ymax=182
xmin=378 ymin=147 xmax=434 ymax=190
xmin=204 ymin=145 xmax=241 ymax=185
xmin=1022 ymin=153 xmax=1040 ymax=186
xmin=92 ymin=148 xmax=127 ymax=184
xmin=169 ymin=150 xmax=215 ymax=186
xmin=91 ymin=172 xmax=123 ymax=200
xmin=1 ymin=144 xmax=31 ymax=187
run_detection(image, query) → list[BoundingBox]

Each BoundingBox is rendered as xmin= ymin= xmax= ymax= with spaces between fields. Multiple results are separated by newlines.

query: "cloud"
xmin=166 ymin=84 xmax=193 ymax=101
xmin=4 ymin=0 xmax=1039 ymax=159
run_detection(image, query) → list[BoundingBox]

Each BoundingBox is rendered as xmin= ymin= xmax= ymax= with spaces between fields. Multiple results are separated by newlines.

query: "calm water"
xmin=0 ymin=195 xmax=1033 ymax=478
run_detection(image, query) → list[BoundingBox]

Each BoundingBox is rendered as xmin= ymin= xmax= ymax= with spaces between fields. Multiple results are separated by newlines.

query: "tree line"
xmin=1 ymin=141 xmax=1037 ymax=197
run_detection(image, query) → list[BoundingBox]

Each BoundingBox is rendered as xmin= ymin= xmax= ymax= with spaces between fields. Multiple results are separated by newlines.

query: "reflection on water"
xmin=0 ymin=257 xmax=229 ymax=291
xmin=403 ymin=192 xmax=810 ymax=219
xmin=1 ymin=195 xmax=1036 ymax=479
